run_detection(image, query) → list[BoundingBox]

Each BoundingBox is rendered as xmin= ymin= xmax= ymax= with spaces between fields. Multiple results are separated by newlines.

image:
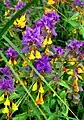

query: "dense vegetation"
xmin=0 ymin=0 xmax=84 ymax=120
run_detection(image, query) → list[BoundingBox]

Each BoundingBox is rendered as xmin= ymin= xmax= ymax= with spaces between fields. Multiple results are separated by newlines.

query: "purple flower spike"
xmin=0 ymin=78 xmax=14 ymax=92
xmin=73 ymin=0 xmax=84 ymax=6
xmin=52 ymin=46 xmax=64 ymax=56
xmin=14 ymin=1 xmax=26 ymax=10
xmin=22 ymin=27 xmax=43 ymax=52
xmin=0 ymin=66 xmax=11 ymax=77
xmin=34 ymin=55 xmax=52 ymax=73
xmin=67 ymin=39 xmax=84 ymax=54
xmin=6 ymin=47 xmax=18 ymax=59
xmin=34 ymin=11 xmax=60 ymax=37
xmin=4 ymin=0 xmax=11 ymax=7
xmin=55 ymin=47 xmax=64 ymax=56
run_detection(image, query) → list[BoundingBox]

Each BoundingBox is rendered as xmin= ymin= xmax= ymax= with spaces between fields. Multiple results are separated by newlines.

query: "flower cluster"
xmin=66 ymin=39 xmax=84 ymax=55
xmin=34 ymin=11 xmax=60 ymax=37
xmin=6 ymin=47 xmax=18 ymax=65
xmin=34 ymin=55 xmax=52 ymax=73
xmin=22 ymin=11 xmax=60 ymax=53
xmin=52 ymin=46 xmax=64 ymax=56
xmin=73 ymin=0 xmax=84 ymax=6
xmin=14 ymin=1 xmax=26 ymax=10
xmin=6 ymin=47 xmax=18 ymax=59
xmin=0 ymin=66 xmax=14 ymax=92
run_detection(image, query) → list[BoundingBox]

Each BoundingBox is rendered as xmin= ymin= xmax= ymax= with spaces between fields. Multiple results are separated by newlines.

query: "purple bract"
xmin=6 ymin=47 xmax=18 ymax=59
xmin=0 ymin=78 xmax=14 ymax=92
xmin=34 ymin=55 xmax=52 ymax=73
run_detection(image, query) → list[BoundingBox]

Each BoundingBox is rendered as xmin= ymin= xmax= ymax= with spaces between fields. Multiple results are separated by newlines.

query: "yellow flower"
xmin=0 ymin=94 xmax=4 ymax=101
xmin=2 ymin=106 xmax=9 ymax=114
xmin=4 ymin=97 xmax=10 ymax=106
xmin=67 ymin=69 xmax=73 ymax=75
xmin=35 ymin=50 xmax=41 ymax=59
xmin=43 ymin=37 xmax=52 ymax=47
xmin=77 ymin=68 xmax=83 ymax=73
xmin=8 ymin=59 xmax=17 ymax=65
xmin=43 ymin=38 xmax=48 ymax=46
xmin=39 ymin=84 xmax=44 ymax=94
xmin=47 ymin=37 xmax=52 ymax=45
xmin=45 ymin=47 xmax=50 ymax=55
xmin=28 ymin=51 xmax=35 ymax=60
xmin=39 ymin=93 xmax=44 ymax=105
xmin=74 ymin=86 xmax=79 ymax=92
xmin=69 ymin=58 xmax=76 ymax=65
xmin=5 ymin=9 xmax=10 ymax=16
xmin=12 ymin=102 xmax=18 ymax=111
xmin=35 ymin=93 xmax=44 ymax=105
xmin=48 ymin=0 xmax=55 ymax=5
xmin=32 ymin=82 xmax=37 ymax=91
xmin=44 ymin=8 xmax=53 ymax=14
xmin=35 ymin=93 xmax=40 ymax=105
xmin=14 ymin=15 xmax=26 ymax=28
xmin=8 ymin=59 xmax=12 ymax=65
xmin=22 ymin=60 xmax=27 ymax=66
xmin=13 ymin=60 xmax=17 ymax=65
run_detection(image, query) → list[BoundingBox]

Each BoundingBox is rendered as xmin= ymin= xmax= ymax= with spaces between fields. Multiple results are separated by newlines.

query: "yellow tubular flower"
xmin=0 ymin=94 xmax=4 ymax=101
xmin=39 ymin=93 xmax=44 ymax=104
xmin=2 ymin=106 xmax=9 ymax=114
xmin=43 ymin=37 xmax=48 ymax=47
xmin=8 ymin=59 xmax=12 ymax=65
xmin=8 ymin=59 xmax=17 ymax=65
xmin=45 ymin=47 xmax=50 ymax=55
xmin=4 ymin=97 xmax=10 ymax=106
xmin=39 ymin=83 xmax=44 ymax=94
xmin=12 ymin=102 xmax=18 ymax=111
xmin=48 ymin=37 xmax=52 ymax=45
xmin=48 ymin=0 xmax=55 ymax=5
xmin=35 ymin=50 xmax=41 ymax=59
xmin=13 ymin=60 xmax=17 ymax=65
xmin=32 ymin=82 xmax=37 ymax=91
xmin=29 ymin=51 xmax=35 ymax=60
xmin=35 ymin=93 xmax=40 ymax=105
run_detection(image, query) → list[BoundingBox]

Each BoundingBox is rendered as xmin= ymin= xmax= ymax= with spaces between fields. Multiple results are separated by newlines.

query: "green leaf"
xmin=58 ymin=80 xmax=70 ymax=89
xmin=12 ymin=112 xmax=28 ymax=120
xmin=68 ymin=21 xmax=79 ymax=27
xmin=9 ymin=92 xmax=20 ymax=99
xmin=69 ymin=12 xmax=79 ymax=20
